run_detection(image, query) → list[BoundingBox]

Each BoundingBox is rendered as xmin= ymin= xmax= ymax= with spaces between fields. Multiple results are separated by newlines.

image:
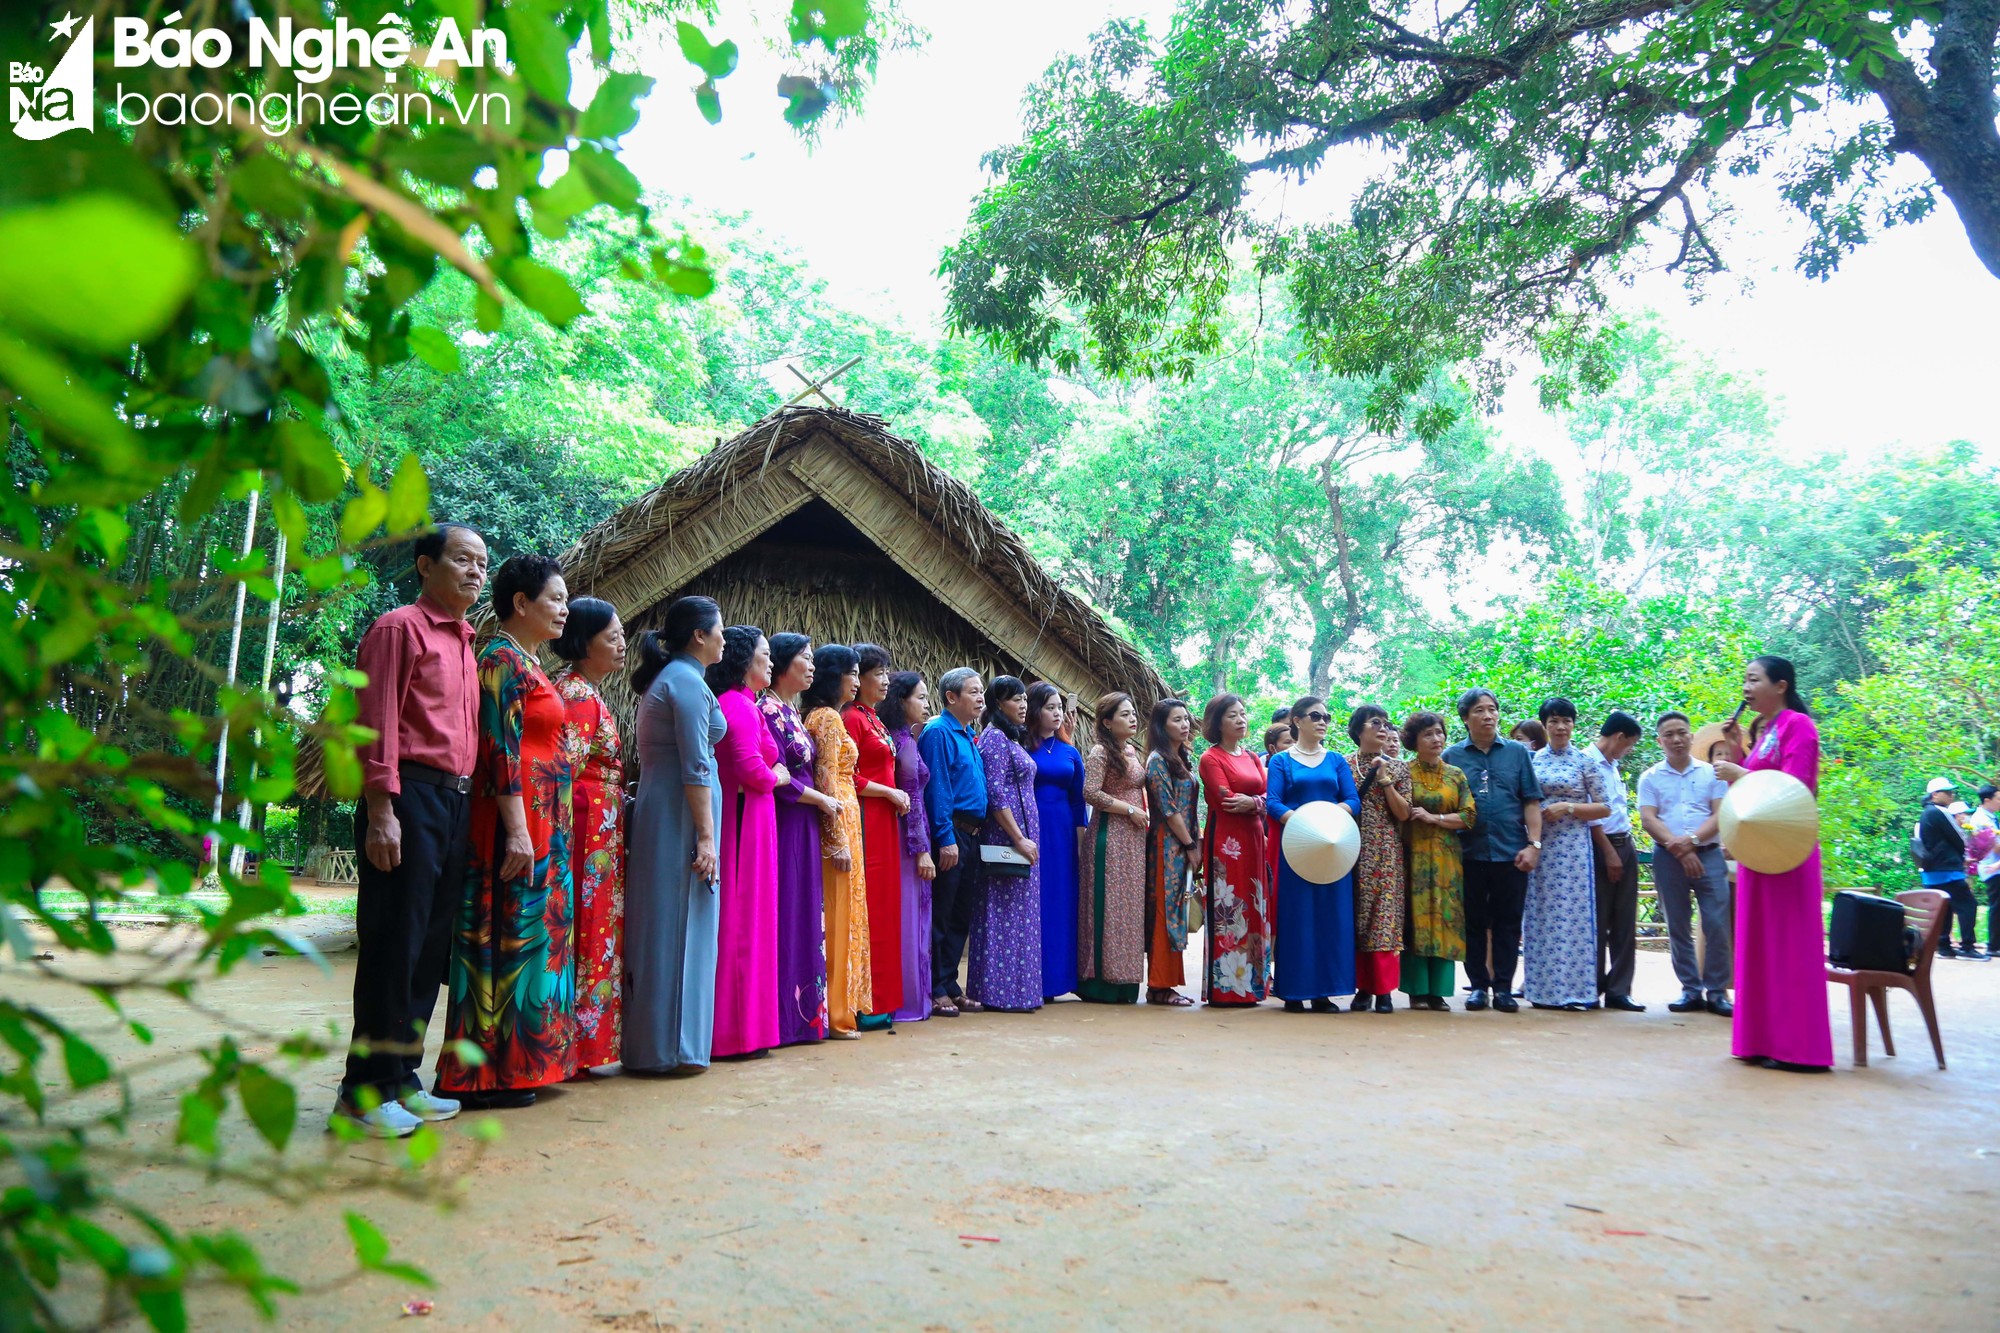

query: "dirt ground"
xmin=21 ymin=931 xmax=1999 ymax=1331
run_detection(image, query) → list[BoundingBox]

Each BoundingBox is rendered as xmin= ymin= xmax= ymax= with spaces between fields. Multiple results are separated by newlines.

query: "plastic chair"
xmin=1825 ymin=889 xmax=1948 ymax=1070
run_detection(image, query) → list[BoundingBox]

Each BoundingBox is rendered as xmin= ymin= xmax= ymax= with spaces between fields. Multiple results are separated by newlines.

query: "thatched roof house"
xmin=564 ymin=404 xmax=1164 ymax=716
xmin=293 ymin=406 xmax=1163 ymax=804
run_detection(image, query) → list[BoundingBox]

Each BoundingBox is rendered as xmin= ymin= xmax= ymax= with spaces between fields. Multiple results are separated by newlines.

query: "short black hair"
xmin=1271 ymin=705 xmax=1292 ymax=725
xmin=1400 ymin=710 xmax=1449 ymax=753
xmin=1981 ymin=785 xmax=2000 ymax=803
xmin=412 ymin=521 xmax=477 ymax=567
xmin=878 ymin=671 xmax=927 ymax=734
xmin=1600 ymin=710 xmax=1642 ymax=739
xmin=1538 ymin=696 xmax=1577 ymax=723
xmin=491 ymin=554 xmax=563 ymax=623
xmin=1203 ymin=693 xmax=1246 ymax=746
xmin=769 ymin=632 xmax=812 ymax=682
xmin=1347 ymin=703 xmax=1388 ymax=746
xmin=1656 ymin=711 xmax=1691 ymax=731
xmin=854 ymin=642 xmax=892 ymax=677
xmin=704 ymin=624 xmax=764 ymax=695
xmin=552 ymin=596 xmax=617 ymax=663
xmin=1456 ymin=688 xmax=1498 ymax=720
xmin=801 ymin=644 xmax=859 ymax=719
xmin=983 ymin=675 xmax=1028 ymax=742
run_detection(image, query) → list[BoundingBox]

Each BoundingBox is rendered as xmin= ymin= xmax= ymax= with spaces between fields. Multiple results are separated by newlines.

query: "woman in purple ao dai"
xmin=965 ymin=676 xmax=1043 ymax=1011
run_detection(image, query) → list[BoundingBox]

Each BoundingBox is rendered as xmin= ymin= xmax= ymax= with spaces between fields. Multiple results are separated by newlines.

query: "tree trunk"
xmin=1872 ymin=1 xmax=2000 ymax=278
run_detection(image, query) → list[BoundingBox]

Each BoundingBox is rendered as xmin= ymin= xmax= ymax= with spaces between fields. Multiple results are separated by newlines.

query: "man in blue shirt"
xmin=919 ymin=668 xmax=988 ymax=1014
xmin=1444 ymin=688 xmax=1543 ymax=1014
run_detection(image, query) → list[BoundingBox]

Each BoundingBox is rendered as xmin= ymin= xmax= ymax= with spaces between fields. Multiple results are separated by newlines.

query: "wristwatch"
xmin=1528 ymin=839 xmax=1543 ymax=849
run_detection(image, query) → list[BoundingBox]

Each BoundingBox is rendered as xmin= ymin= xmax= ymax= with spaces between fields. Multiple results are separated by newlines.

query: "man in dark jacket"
xmin=1916 ymin=777 xmax=1983 ymax=959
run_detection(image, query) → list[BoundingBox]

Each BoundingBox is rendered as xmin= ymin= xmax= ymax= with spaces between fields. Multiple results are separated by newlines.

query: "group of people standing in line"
xmin=332 ymin=523 xmax=1838 ymax=1136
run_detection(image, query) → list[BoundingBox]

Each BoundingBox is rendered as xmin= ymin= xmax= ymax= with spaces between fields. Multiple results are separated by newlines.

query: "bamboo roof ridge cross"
xmin=784 ymin=354 xmax=862 ymax=407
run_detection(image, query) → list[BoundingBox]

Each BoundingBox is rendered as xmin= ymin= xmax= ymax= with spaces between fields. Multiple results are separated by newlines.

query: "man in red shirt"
xmin=332 ymin=523 xmax=488 ymax=1138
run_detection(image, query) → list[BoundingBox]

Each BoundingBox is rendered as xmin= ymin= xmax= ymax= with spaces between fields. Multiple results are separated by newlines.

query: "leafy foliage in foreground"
xmin=0 ymin=1 xmax=890 ymax=1326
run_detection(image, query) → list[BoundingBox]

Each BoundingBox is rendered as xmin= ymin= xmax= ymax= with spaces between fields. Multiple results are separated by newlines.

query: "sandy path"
xmin=20 ymin=941 xmax=1996 ymax=1330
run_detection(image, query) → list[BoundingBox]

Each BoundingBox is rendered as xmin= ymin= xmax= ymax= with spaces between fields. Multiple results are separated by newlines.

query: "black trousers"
xmin=1942 ymin=875 xmax=1980 ymax=949
xmin=342 ymin=783 xmax=469 ymax=1101
xmin=930 ymin=841 xmax=984 ymax=999
xmin=1462 ymin=859 xmax=1527 ymax=992
xmin=1987 ymin=875 xmax=2000 ymax=951
xmin=1595 ymin=831 xmax=1639 ymax=997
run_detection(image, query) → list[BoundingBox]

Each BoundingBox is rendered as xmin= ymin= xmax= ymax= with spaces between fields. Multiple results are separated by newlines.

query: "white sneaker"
xmin=399 ymin=1089 xmax=461 ymax=1122
xmin=330 ymin=1097 xmax=422 ymax=1139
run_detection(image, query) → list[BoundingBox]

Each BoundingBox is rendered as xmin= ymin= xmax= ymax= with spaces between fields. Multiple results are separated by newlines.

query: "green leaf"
xmin=406 ymin=1123 xmax=441 ymax=1167
xmin=0 ymin=196 xmax=201 ymax=354
xmin=272 ymin=491 xmax=310 ymax=549
xmin=62 ymin=1031 xmax=111 ymax=1089
xmin=777 ymin=75 xmax=834 ymax=128
xmin=386 ymin=453 xmax=431 ymax=534
xmin=500 ymin=258 xmax=586 ymax=327
xmin=652 ymin=251 xmax=717 ymax=298
xmin=134 ymin=1288 xmax=188 ymax=1333
xmin=339 ymin=485 xmax=389 ymax=546
xmin=274 ymin=418 xmax=346 ymax=503
xmin=236 ymin=1063 xmax=297 ymax=1151
xmin=529 ymin=168 xmax=597 ymax=238
xmin=578 ymin=72 xmax=655 ymax=140
xmin=572 ymin=147 xmax=643 ymax=213
xmin=675 ymin=22 xmax=740 ymax=80
xmin=791 ymin=0 xmax=869 ymax=46
xmin=695 ymin=79 xmax=722 ymax=125
xmin=75 ymin=508 xmax=132 ymax=564
xmin=406 ymin=326 xmax=461 ymax=374
xmin=176 ymin=1092 xmax=220 ymax=1155
xmin=345 ymin=1211 xmax=390 ymax=1267
xmin=508 ymin=6 xmax=573 ymax=104
xmin=0 ymin=333 xmax=143 ymax=465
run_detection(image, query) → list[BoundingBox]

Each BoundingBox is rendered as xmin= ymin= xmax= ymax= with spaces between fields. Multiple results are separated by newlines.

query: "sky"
xmin=619 ymin=1 xmax=2000 ymax=462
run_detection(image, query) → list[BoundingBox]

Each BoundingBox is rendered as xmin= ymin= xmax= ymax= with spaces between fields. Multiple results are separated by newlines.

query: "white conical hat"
xmin=1719 ymin=769 xmax=1819 ymax=874
xmin=1281 ymin=800 xmax=1361 ymax=884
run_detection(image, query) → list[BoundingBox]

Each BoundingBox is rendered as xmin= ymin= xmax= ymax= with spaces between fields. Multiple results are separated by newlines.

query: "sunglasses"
xmin=1302 ymin=711 xmax=1331 ymax=724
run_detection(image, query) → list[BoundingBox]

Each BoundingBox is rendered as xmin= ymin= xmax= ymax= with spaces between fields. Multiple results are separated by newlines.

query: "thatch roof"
xmin=294 ymin=405 xmax=1163 ymax=803
xmin=563 ymin=404 xmax=1165 ymax=713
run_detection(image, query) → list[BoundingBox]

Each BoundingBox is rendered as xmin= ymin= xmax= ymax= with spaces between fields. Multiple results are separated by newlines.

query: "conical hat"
xmin=1690 ymin=722 xmax=1735 ymax=765
xmin=1719 ymin=769 xmax=1819 ymax=874
xmin=1281 ymin=800 xmax=1360 ymax=885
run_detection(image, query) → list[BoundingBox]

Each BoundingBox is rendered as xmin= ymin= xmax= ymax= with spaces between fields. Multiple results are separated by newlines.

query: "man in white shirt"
xmin=1638 ymin=712 xmax=1733 ymax=1015
xmin=1587 ymin=712 xmax=1645 ymax=1011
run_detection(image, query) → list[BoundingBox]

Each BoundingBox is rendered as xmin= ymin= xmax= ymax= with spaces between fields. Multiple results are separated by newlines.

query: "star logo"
xmin=50 ymin=11 xmax=81 ymax=41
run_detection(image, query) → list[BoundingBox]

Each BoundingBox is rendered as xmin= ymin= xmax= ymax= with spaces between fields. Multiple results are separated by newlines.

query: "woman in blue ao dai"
xmin=1264 ymin=696 xmax=1361 ymax=1012
xmin=1522 ymin=698 xmax=1610 ymax=1010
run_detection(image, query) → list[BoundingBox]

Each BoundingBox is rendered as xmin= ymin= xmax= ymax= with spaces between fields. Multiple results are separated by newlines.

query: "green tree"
xmin=0 ymin=1 xmax=892 ymax=1326
xmin=940 ymin=2 xmax=1999 ymax=425
xmin=1561 ymin=321 xmax=1777 ymax=593
xmin=1818 ymin=539 xmax=2000 ymax=886
xmin=1392 ymin=572 xmax=1760 ymax=773
xmin=1733 ymin=444 xmax=2000 ymax=692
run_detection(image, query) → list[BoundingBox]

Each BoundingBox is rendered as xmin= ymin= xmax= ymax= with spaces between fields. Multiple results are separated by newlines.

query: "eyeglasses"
xmin=1302 ymin=711 xmax=1331 ymax=724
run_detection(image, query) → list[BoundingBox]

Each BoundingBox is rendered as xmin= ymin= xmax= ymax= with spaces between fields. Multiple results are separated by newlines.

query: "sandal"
xmin=930 ymin=998 xmax=960 ymax=1018
xmin=1148 ymin=988 xmax=1194 ymax=1007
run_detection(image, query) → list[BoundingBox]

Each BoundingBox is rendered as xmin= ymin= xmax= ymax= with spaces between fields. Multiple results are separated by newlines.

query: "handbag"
xmin=978 ymin=842 xmax=1032 ymax=879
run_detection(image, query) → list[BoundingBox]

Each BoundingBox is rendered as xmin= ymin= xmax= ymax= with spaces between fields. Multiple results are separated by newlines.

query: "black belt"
xmin=951 ymin=811 xmax=985 ymax=835
xmin=400 ymin=761 xmax=472 ymax=794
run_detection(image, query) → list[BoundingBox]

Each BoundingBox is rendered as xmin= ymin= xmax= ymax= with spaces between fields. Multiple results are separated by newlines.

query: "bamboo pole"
xmin=228 ymin=525 xmax=287 ymax=879
xmin=207 ymin=492 xmax=259 ymax=875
